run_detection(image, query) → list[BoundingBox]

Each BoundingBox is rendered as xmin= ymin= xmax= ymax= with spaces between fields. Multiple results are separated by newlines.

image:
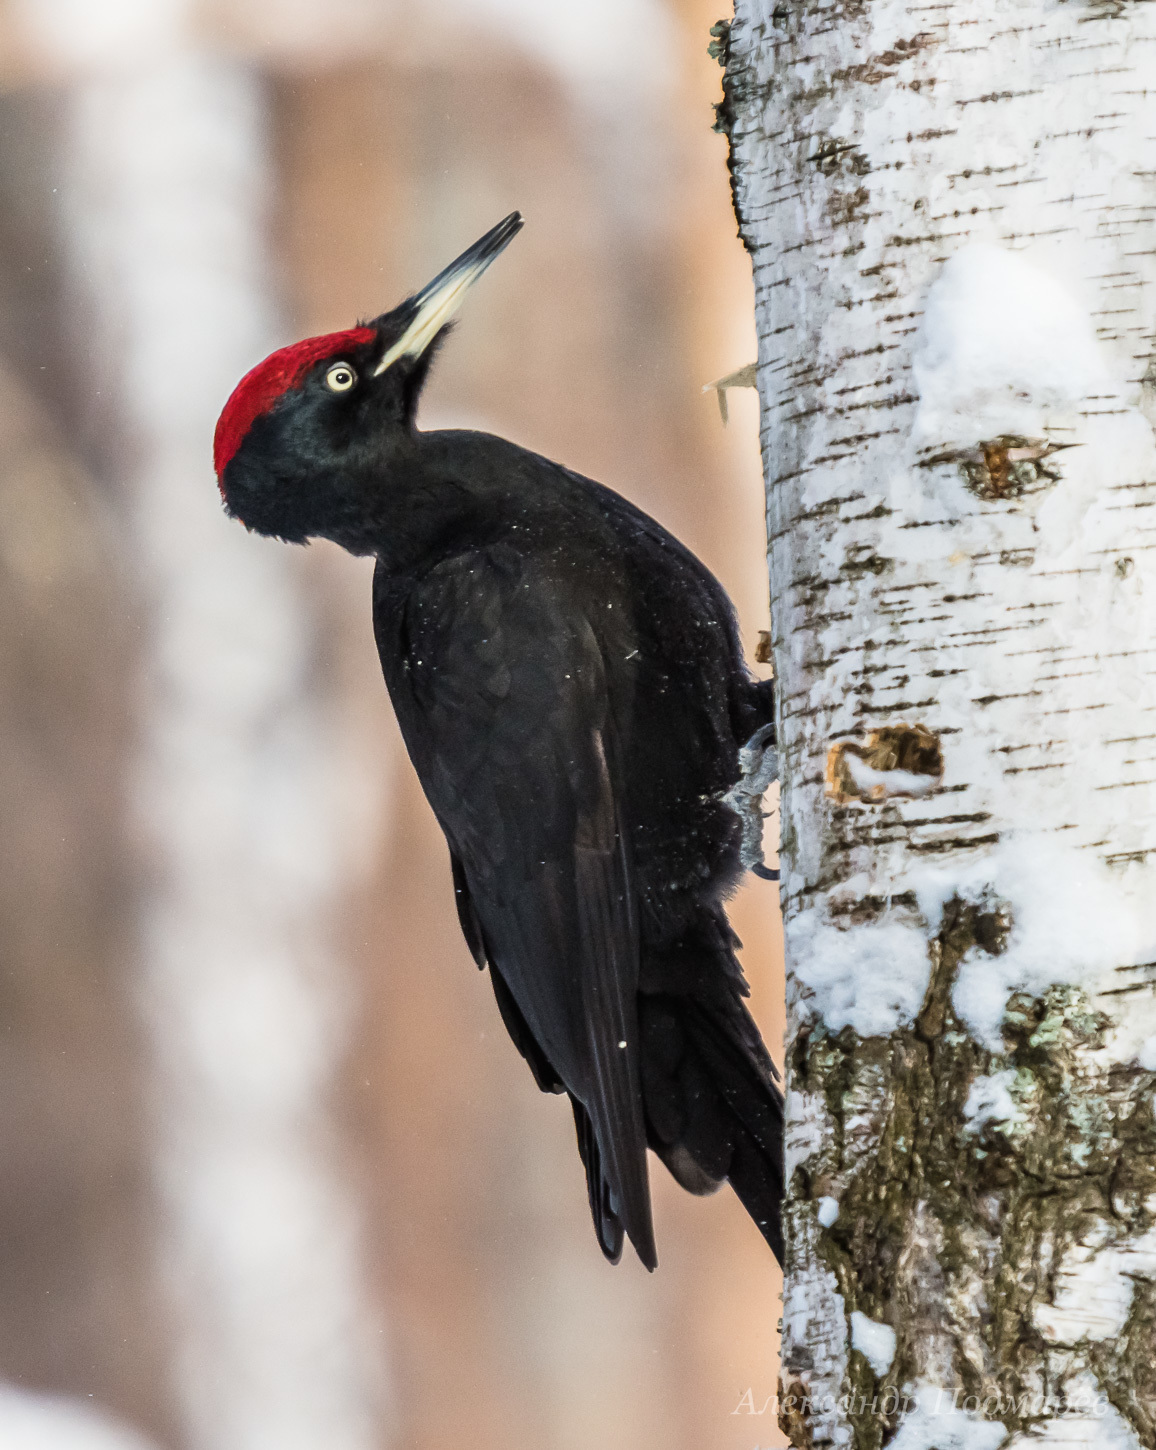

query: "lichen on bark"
xmin=781 ymin=899 xmax=1156 ymax=1448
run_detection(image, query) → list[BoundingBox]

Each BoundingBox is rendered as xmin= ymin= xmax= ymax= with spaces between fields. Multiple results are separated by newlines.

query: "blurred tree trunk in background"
xmin=0 ymin=89 xmax=172 ymax=1439
xmin=722 ymin=3 xmax=1156 ymax=1447
xmin=0 ymin=361 xmax=171 ymax=1443
xmin=0 ymin=4 xmax=786 ymax=1449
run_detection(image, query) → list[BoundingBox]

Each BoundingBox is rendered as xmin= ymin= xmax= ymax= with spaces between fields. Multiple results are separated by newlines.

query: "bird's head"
xmin=214 ymin=211 xmax=523 ymax=545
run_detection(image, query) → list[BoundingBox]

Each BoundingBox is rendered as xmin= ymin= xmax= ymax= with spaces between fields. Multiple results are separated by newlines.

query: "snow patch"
xmin=912 ymin=243 xmax=1113 ymax=447
xmin=962 ymin=1070 xmax=1019 ymax=1134
xmin=788 ymin=840 xmax=1156 ymax=1053
xmin=842 ymin=755 xmax=939 ymax=801
xmin=817 ymin=1195 xmax=840 ymax=1228
xmin=0 ymin=1385 xmax=159 ymax=1450
xmin=909 ymin=841 xmax=1156 ymax=1053
xmin=888 ymin=1386 xmax=1007 ymax=1450
xmin=786 ymin=911 xmax=931 ymax=1037
xmin=849 ymin=1311 xmax=896 ymax=1376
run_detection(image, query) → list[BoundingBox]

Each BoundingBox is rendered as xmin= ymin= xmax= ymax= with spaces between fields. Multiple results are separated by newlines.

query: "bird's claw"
xmin=723 ymin=723 xmax=779 ymax=880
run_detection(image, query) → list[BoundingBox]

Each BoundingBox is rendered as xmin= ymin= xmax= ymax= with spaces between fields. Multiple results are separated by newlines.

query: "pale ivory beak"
xmin=373 ymin=211 xmax=524 ymax=376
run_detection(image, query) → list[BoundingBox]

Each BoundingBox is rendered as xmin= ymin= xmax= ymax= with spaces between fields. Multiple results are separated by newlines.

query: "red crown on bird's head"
xmin=213 ymin=326 xmax=376 ymax=487
xmin=214 ymin=213 xmax=525 ymax=494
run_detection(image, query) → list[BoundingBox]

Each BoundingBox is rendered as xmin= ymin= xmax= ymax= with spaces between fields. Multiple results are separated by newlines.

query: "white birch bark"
xmin=720 ymin=2 xmax=1156 ymax=1447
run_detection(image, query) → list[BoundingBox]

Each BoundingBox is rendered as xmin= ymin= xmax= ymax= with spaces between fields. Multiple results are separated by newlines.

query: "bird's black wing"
xmin=373 ymin=546 xmax=656 ymax=1269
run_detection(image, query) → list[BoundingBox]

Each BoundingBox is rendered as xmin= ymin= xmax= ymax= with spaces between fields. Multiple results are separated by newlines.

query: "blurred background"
xmin=0 ymin=1 xmax=784 ymax=1447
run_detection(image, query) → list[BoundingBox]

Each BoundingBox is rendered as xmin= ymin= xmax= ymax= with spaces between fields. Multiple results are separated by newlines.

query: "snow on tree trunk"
xmin=719 ymin=3 xmax=1156 ymax=1447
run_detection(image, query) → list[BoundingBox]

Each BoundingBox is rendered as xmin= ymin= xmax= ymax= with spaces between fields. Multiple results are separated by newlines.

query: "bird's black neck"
xmin=318 ymin=428 xmax=501 ymax=572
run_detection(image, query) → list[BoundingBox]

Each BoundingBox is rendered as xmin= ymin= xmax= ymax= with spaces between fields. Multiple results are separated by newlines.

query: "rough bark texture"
xmin=721 ymin=3 xmax=1156 ymax=1447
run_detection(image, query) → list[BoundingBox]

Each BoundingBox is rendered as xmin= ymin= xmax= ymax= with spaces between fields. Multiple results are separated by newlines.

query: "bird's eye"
xmin=325 ymin=363 xmax=357 ymax=393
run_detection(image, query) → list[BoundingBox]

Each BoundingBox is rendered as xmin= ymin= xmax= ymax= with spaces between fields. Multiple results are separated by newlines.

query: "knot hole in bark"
xmin=826 ymin=724 xmax=943 ymax=803
xmin=918 ymin=435 xmax=1075 ymax=501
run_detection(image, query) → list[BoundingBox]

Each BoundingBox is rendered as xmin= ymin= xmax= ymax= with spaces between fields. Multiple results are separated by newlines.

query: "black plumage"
xmin=214 ymin=214 xmax=783 ymax=1269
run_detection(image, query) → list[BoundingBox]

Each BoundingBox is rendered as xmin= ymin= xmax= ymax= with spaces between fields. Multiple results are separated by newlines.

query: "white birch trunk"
xmin=719 ymin=3 xmax=1156 ymax=1447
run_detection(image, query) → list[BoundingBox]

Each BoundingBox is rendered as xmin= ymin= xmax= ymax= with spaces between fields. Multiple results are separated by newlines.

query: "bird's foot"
xmin=723 ymin=724 xmax=779 ymax=881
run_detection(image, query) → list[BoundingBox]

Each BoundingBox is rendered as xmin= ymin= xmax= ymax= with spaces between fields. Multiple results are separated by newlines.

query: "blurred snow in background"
xmin=0 ymin=1385 xmax=160 ymax=1450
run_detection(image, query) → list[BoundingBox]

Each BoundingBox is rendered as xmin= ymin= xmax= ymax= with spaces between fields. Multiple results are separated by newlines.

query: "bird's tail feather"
xmin=570 ymin=1096 xmax=625 ymax=1264
xmin=638 ymin=940 xmax=783 ymax=1262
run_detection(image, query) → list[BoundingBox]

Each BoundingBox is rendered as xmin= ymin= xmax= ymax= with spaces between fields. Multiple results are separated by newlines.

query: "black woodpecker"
xmin=214 ymin=213 xmax=783 ymax=1269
